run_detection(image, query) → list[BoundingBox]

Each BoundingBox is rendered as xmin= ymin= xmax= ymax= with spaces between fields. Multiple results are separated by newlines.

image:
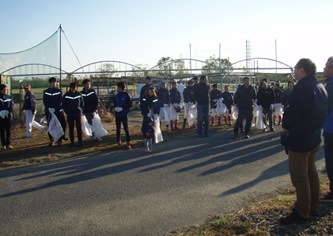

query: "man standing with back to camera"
xmin=280 ymin=58 xmax=327 ymax=224
xmin=194 ymin=75 xmax=210 ymax=137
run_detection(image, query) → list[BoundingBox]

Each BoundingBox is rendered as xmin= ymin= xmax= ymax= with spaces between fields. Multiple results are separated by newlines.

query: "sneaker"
xmin=320 ymin=192 xmax=333 ymax=202
xmin=117 ymin=142 xmax=122 ymax=148
xmin=280 ymin=208 xmax=308 ymax=225
xmin=6 ymin=145 xmax=13 ymax=150
xmin=96 ymin=137 xmax=102 ymax=142
xmin=270 ymin=128 xmax=276 ymax=132
xmin=244 ymin=134 xmax=250 ymax=139
xmin=57 ymin=141 xmax=62 ymax=147
xmin=126 ymin=143 xmax=132 ymax=149
xmin=48 ymin=141 xmax=53 ymax=147
xmin=263 ymin=128 xmax=268 ymax=132
xmin=2 ymin=146 xmax=6 ymax=150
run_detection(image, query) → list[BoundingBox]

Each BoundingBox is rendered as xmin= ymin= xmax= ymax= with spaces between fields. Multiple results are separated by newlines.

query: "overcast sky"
xmin=1 ymin=0 xmax=332 ymax=72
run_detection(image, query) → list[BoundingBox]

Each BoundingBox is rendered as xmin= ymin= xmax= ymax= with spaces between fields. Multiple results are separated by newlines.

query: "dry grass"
xmin=167 ymin=179 xmax=333 ymax=236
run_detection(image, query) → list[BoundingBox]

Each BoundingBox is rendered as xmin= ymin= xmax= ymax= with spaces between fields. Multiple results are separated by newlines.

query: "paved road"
xmin=0 ymin=128 xmax=325 ymax=236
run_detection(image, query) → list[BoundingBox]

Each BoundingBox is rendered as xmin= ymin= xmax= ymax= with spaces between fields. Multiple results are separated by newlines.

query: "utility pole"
xmin=59 ymin=24 xmax=62 ymax=88
xmin=189 ymin=44 xmax=192 ymax=75
xmin=275 ymin=39 xmax=277 ymax=74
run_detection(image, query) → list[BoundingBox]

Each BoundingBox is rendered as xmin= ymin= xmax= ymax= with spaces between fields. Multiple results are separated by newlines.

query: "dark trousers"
xmin=324 ymin=133 xmax=333 ymax=193
xmin=47 ymin=111 xmax=66 ymax=142
xmin=85 ymin=112 xmax=94 ymax=126
xmin=262 ymin=107 xmax=273 ymax=129
xmin=116 ymin=114 xmax=130 ymax=143
xmin=0 ymin=117 xmax=11 ymax=147
xmin=67 ymin=116 xmax=82 ymax=143
xmin=234 ymin=108 xmax=253 ymax=135
xmin=197 ymin=104 xmax=209 ymax=136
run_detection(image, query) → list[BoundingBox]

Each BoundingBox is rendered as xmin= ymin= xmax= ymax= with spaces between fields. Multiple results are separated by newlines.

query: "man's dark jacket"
xmin=81 ymin=89 xmax=98 ymax=113
xmin=194 ymin=82 xmax=210 ymax=105
xmin=257 ymin=87 xmax=275 ymax=108
xmin=169 ymin=88 xmax=181 ymax=104
xmin=234 ymin=85 xmax=256 ymax=110
xmin=157 ymin=88 xmax=169 ymax=106
xmin=282 ymin=76 xmax=327 ymax=152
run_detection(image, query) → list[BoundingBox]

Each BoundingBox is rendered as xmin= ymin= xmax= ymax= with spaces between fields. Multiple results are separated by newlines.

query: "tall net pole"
xmin=59 ymin=24 xmax=62 ymax=88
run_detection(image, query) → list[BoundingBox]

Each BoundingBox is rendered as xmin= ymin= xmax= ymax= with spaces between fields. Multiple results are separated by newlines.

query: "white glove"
xmin=153 ymin=114 xmax=158 ymax=119
xmin=213 ymin=99 xmax=217 ymax=102
xmin=164 ymin=104 xmax=169 ymax=108
xmin=270 ymin=104 xmax=274 ymax=110
xmin=115 ymin=107 xmax=123 ymax=112
xmin=147 ymin=113 xmax=152 ymax=118
xmin=48 ymin=108 xmax=55 ymax=113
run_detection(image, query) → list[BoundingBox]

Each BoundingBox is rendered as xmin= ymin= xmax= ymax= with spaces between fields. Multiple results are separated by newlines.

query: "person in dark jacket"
xmin=194 ymin=75 xmax=210 ymax=137
xmin=22 ymin=84 xmax=45 ymax=137
xmin=141 ymin=87 xmax=160 ymax=128
xmin=81 ymin=79 xmax=100 ymax=141
xmin=43 ymin=77 xmax=66 ymax=146
xmin=169 ymin=81 xmax=181 ymax=130
xmin=182 ymin=80 xmax=196 ymax=128
xmin=142 ymin=117 xmax=154 ymax=152
xmin=257 ymin=81 xmax=275 ymax=132
xmin=157 ymin=82 xmax=170 ymax=129
xmin=273 ymin=83 xmax=283 ymax=125
xmin=233 ymin=77 xmax=256 ymax=139
xmin=321 ymin=56 xmax=333 ymax=202
xmin=210 ymin=84 xmax=222 ymax=126
xmin=282 ymin=81 xmax=294 ymax=107
xmin=62 ymin=83 xmax=84 ymax=147
xmin=280 ymin=58 xmax=327 ymax=225
xmin=114 ymin=82 xmax=132 ymax=149
xmin=221 ymin=85 xmax=234 ymax=124
xmin=140 ymin=76 xmax=153 ymax=111
xmin=0 ymin=84 xmax=14 ymax=150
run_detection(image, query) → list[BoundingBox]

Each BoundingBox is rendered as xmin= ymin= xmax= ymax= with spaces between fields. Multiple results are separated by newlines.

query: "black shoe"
xmin=78 ymin=142 xmax=83 ymax=147
xmin=280 ymin=209 xmax=308 ymax=225
xmin=244 ymin=134 xmax=250 ymax=139
xmin=263 ymin=128 xmax=268 ymax=132
xmin=270 ymin=128 xmax=275 ymax=132
xmin=232 ymin=134 xmax=237 ymax=139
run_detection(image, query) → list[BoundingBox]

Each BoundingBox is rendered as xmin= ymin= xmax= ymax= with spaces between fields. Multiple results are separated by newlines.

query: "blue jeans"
xmin=324 ymin=133 xmax=333 ymax=193
xmin=197 ymin=104 xmax=209 ymax=136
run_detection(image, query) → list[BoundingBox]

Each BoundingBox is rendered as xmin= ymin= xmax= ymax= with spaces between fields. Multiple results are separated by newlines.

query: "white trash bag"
xmin=256 ymin=105 xmax=266 ymax=129
xmin=47 ymin=110 xmax=64 ymax=143
xmin=215 ymin=98 xmax=227 ymax=115
xmin=81 ymin=115 xmax=93 ymax=136
xmin=92 ymin=114 xmax=108 ymax=138
xmin=231 ymin=106 xmax=238 ymax=120
xmin=153 ymin=115 xmax=163 ymax=144
xmin=187 ymin=102 xmax=197 ymax=127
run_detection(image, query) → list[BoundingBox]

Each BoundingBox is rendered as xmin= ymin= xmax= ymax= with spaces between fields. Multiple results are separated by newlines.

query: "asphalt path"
xmin=0 ymin=127 xmax=326 ymax=236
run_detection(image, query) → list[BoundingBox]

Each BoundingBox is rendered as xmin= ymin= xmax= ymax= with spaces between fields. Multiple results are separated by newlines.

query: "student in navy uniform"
xmin=142 ymin=117 xmax=154 ymax=152
xmin=81 ymin=79 xmax=100 ymax=141
xmin=221 ymin=85 xmax=234 ymax=124
xmin=273 ymin=82 xmax=283 ymax=125
xmin=62 ymin=83 xmax=84 ymax=147
xmin=141 ymin=87 xmax=160 ymax=133
xmin=0 ymin=84 xmax=14 ymax=150
xmin=182 ymin=80 xmax=196 ymax=129
xmin=257 ymin=81 xmax=275 ymax=132
xmin=114 ymin=82 xmax=132 ymax=149
xmin=43 ymin=77 xmax=66 ymax=146
xmin=194 ymin=75 xmax=210 ymax=138
xmin=169 ymin=81 xmax=181 ymax=130
xmin=210 ymin=84 xmax=222 ymax=126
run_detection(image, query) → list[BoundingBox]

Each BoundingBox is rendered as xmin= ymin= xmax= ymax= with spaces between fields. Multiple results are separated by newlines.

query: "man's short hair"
xmin=82 ymin=79 xmax=90 ymax=86
xmin=192 ymin=76 xmax=199 ymax=81
xmin=188 ymin=80 xmax=193 ymax=85
xmin=69 ymin=82 xmax=77 ymax=88
xmin=145 ymin=76 xmax=152 ymax=81
xmin=327 ymin=57 xmax=333 ymax=68
xmin=212 ymin=84 xmax=217 ymax=88
xmin=296 ymin=58 xmax=317 ymax=77
xmin=200 ymin=75 xmax=207 ymax=81
xmin=243 ymin=77 xmax=250 ymax=81
xmin=117 ymin=82 xmax=125 ymax=90
xmin=48 ymin=77 xmax=57 ymax=83
xmin=0 ymin=84 xmax=7 ymax=91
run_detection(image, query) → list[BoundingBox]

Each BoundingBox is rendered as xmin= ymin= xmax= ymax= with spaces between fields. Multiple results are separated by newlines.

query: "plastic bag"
xmin=256 ymin=105 xmax=266 ymax=129
xmin=81 ymin=115 xmax=93 ymax=136
xmin=231 ymin=106 xmax=238 ymax=120
xmin=153 ymin=115 xmax=163 ymax=144
xmin=169 ymin=104 xmax=179 ymax=120
xmin=92 ymin=114 xmax=108 ymax=138
xmin=47 ymin=111 xmax=64 ymax=143
xmin=215 ymin=98 xmax=227 ymax=115
xmin=159 ymin=107 xmax=170 ymax=124
xmin=274 ymin=103 xmax=284 ymax=116
xmin=187 ymin=103 xmax=197 ymax=127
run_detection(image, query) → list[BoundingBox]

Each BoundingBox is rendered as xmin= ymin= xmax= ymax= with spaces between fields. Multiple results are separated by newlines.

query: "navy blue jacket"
xmin=169 ymin=88 xmax=181 ymax=104
xmin=114 ymin=92 xmax=132 ymax=116
xmin=0 ymin=94 xmax=14 ymax=117
xmin=274 ymin=88 xmax=283 ymax=103
xmin=257 ymin=87 xmax=275 ymax=108
xmin=157 ymin=88 xmax=170 ymax=106
xmin=210 ymin=89 xmax=222 ymax=108
xmin=324 ymin=76 xmax=333 ymax=134
xmin=183 ymin=86 xmax=195 ymax=103
xmin=81 ymin=89 xmax=98 ymax=113
xmin=23 ymin=91 xmax=36 ymax=113
xmin=142 ymin=125 xmax=154 ymax=139
xmin=234 ymin=85 xmax=256 ymax=110
xmin=141 ymin=95 xmax=160 ymax=116
xmin=282 ymin=76 xmax=327 ymax=152
xmin=62 ymin=91 xmax=84 ymax=117
xmin=221 ymin=91 xmax=234 ymax=108
xmin=194 ymin=82 xmax=210 ymax=105
xmin=43 ymin=87 xmax=62 ymax=113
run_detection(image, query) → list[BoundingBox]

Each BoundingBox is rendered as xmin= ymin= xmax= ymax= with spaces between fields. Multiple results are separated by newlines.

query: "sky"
xmin=0 ymin=0 xmax=332 ymax=73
